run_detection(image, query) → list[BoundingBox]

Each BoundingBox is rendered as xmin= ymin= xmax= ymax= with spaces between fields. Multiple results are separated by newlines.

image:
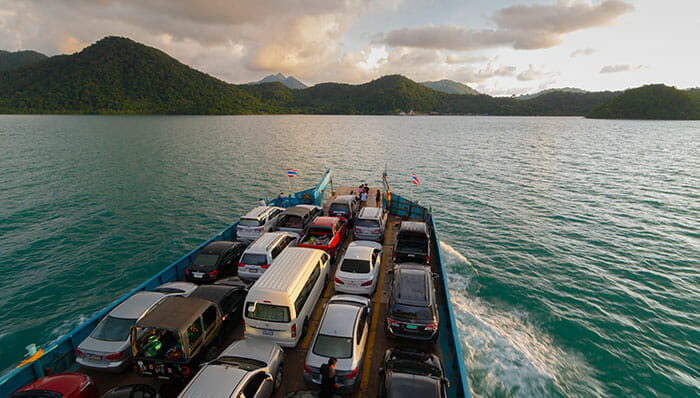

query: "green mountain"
xmin=0 ymin=50 xmax=48 ymax=71
xmin=419 ymin=79 xmax=479 ymax=95
xmin=0 ymin=36 xmax=269 ymax=114
xmin=516 ymin=87 xmax=588 ymax=100
xmin=587 ymin=84 xmax=700 ymax=119
xmin=0 ymin=36 xmax=692 ymax=119
xmin=248 ymin=73 xmax=307 ymax=89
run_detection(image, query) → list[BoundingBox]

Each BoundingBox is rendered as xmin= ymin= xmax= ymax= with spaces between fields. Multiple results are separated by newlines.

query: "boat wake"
xmin=440 ymin=242 xmax=606 ymax=398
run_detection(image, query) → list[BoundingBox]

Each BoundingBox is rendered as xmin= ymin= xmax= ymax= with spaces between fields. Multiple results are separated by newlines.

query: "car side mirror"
xmin=387 ymin=268 xmax=394 ymax=275
xmin=432 ymin=272 xmax=439 ymax=280
xmin=441 ymin=376 xmax=451 ymax=387
xmin=378 ymin=367 xmax=385 ymax=376
xmin=265 ymin=374 xmax=274 ymax=382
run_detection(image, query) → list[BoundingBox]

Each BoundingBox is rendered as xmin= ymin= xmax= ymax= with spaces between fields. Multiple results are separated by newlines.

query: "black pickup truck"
xmin=392 ymin=221 xmax=431 ymax=265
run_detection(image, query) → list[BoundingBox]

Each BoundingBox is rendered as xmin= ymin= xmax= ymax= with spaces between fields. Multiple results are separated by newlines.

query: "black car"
xmin=185 ymin=241 xmax=248 ymax=283
xmin=188 ymin=284 xmax=247 ymax=330
xmin=378 ymin=347 xmax=449 ymax=398
xmin=393 ymin=221 xmax=431 ymax=264
xmin=385 ymin=263 xmax=439 ymax=341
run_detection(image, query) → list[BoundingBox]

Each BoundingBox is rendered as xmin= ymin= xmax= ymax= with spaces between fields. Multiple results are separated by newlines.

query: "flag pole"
xmin=287 ymin=176 xmax=292 ymax=206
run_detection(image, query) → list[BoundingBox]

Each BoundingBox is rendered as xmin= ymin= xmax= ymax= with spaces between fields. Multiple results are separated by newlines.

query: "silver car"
xmin=178 ymin=339 xmax=284 ymax=398
xmin=353 ymin=207 xmax=387 ymax=242
xmin=237 ymin=206 xmax=285 ymax=242
xmin=334 ymin=241 xmax=383 ymax=296
xmin=76 ymin=291 xmax=167 ymax=372
xmin=303 ymin=295 xmax=371 ymax=392
xmin=150 ymin=281 xmax=198 ymax=296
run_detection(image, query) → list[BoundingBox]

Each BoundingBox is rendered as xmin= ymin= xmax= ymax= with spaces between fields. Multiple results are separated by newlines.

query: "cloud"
xmin=517 ymin=64 xmax=556 ymax=81
xmin=379 ymin=0 xmax=633 ymax=50
xmin=58 ymin=36 xmax=88 ymax=54
xmin=445 ymin=54 xmax=488 ymax=64
xmin=600 ymin=64 xmax=645 ymax=73
xmin=570 ymin=47 xmax=596 ymax=57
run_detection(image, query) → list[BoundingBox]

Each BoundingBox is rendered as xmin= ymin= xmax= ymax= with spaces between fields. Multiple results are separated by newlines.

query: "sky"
xmin=0 ymin=0 xmax=698 ymax=96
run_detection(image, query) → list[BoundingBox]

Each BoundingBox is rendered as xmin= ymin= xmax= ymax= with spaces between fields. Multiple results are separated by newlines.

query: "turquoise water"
xmin=0 ymin=115 xmax=698 ymax=397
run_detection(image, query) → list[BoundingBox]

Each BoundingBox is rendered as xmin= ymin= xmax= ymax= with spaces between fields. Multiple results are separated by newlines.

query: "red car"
xmin=298 ymin=216 xmax=347 ymax=260
xmin=11 ymin=373 xmax=99 ymax=398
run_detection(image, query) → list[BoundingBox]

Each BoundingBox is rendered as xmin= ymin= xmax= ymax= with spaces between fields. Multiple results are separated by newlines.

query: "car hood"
xmin=78 ymin=335 xmax=129 ymax=355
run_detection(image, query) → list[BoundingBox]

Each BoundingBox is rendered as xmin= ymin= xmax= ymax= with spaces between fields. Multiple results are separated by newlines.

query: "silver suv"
xmin=353 ymin=207 xmax=387 ymax=242
xmin=237 ymin=206 xmax=285 ymax=242
xmin=238 ymin=232 xmax=298 ymax=281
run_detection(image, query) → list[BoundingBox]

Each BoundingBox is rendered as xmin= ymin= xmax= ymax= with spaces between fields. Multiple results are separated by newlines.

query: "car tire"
xmin=205 ymin=345 xmax=218 ymax=361
xmin=274 ymin=363 xmax=283 ymax=392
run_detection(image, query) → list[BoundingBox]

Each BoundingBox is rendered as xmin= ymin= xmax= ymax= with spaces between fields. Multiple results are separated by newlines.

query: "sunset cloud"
xmin=379 ymin=0 xmax=633 ymax=50
xmin=517 ymin=64 xmax=556 ymax=81
xmin=600 ymin=64 xmax=645 ymax=73
xmin=571 ymin=48 xmax=597 ymax=58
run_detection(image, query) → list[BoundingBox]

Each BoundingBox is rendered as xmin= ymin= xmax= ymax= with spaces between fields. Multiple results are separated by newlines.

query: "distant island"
xmin=1 ymin=36 xmax=698 ymax=119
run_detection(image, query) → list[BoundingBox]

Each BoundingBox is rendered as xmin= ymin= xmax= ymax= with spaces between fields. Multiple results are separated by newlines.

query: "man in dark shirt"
xmin=319 ymin=357 xmax=339 ymax=398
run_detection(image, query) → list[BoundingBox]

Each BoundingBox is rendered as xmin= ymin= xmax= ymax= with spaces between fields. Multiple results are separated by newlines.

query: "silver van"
xmin=238 ymin=232 xmax=298 ymax=281
xmin=237 ymin=206 xmax=285 ymax=242
xmin=353 ymin=207 xmax=387 ymax=242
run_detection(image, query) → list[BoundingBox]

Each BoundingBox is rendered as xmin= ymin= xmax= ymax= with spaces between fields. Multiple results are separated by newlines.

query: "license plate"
xmin=192 ymin=272 xmax=204 ymax=278
xmin=87 ymin=354 xmax=102 ymax=360
xmin=407 ymin=254 xmax=415 ymax=257
xmin=250 ymin=268 xmax=258 ymax=273
xmin=406 ymin=324 xmax=418 ymax=330
xmin=262 ymin=329 xmax=274 ymax=336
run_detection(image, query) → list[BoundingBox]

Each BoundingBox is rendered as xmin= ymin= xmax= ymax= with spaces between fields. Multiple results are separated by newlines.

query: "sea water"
xmin=0 ymin=115 xmax=698 ymax=397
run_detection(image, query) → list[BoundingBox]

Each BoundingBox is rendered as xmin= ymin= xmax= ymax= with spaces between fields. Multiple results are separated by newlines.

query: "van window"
xmin=356 ymin=309 xmax=367 ymax=341
xmin=202 ymin=305 xmax=217 ymax=332
xmin=246 ymin=302 xmax=290 ymax=323
xmin=187 ymin=318 xmax=203 ymax=351
xmin=239 ymin=218 xmax=262 ymax=227
xmin=242 ymin=372 xmax=267 ymax=397
xmin=356 ymin=219 xmax=379 ymax=228
xmin=271 ymin=242 xmax=284 ymax=259
xmin=294 ymin=263 xmax=321 ymax=314
xmin=329 ymin=203 xmax=349 ymax=216
xmin=283 ymin=235 xmax=295 ymax=246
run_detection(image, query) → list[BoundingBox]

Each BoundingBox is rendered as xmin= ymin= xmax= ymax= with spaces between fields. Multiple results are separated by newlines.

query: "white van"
xmin=237 ymin=206 xmax=285 ymax=242
xmin=243 ymin=247 xmax=330 ymax=348
xmin=238 ymin=232 xmax=298 ymax=281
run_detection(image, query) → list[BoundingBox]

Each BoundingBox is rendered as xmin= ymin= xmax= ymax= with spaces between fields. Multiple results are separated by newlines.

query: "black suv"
xmin=185 ymin=241 xmax=248 ymax=283
xmin=393 ymin=221 xmax=431 ymax=264
xmin=385 ymin=263 xmax=439 ymax=341
xmin=188 ymin=284 xmax=248 ymax=332
xmin=379 ymin=347 xmax=449 ymax=398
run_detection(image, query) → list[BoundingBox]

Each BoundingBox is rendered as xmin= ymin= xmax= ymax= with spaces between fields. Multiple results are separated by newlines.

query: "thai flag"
xmin=287 ymin=169 xmax=298 ymax=177
xmin=412 ymin=173 xmax=420 ymax=186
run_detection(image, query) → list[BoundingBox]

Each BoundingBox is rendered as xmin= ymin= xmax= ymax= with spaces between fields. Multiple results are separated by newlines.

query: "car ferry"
xmin=0 ymin=169 xmax=470 ymax=398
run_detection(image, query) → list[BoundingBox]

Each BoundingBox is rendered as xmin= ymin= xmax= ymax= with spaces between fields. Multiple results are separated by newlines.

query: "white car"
xmin=334 ymin=241 xmax=382 ymax=296
xmin=178 ymin=339 xmax=284 ymax=398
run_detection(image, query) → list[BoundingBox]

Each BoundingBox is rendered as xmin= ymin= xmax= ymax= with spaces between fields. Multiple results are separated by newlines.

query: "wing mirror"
xmin=441 ymin=376 xmax=451 ymax=387
xmin=378 ymin=367 xmax=385 ymax=376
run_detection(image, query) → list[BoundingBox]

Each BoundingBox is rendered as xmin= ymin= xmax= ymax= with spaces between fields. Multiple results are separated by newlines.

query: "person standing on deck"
xmin=258 ymin=198 xmax=266 ymax=206
xmin=320 ymin=357 xmax=339 ymax=398
xmin=360 ymin=190 xmax=368 ymax=207
xmin=376 ymin=189 xmax=381 ymax=206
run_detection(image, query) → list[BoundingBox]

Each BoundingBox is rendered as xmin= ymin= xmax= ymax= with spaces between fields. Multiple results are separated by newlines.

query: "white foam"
xmin=440 ymin=242 xmax=606 ymax=397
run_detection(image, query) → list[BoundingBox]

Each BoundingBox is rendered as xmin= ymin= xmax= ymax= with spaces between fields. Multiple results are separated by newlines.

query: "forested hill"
xmin=587 ymin=84 xmax=700 ymax=119
xmin=0 ymin=50 xmax=47 ymax=71
xmin=0 ymin=37 xmax=269 ymax=114
xmin=0 ymin=36 xmax=685 ymax=117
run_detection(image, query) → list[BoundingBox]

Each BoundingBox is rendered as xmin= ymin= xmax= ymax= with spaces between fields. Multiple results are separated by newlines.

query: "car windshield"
xmin=212 ymin=356 xmax=267 ymax=371
xmin=246 ymin=302 xmax=290 ymax=323
xmin=279 ymin=215 xmax=303 ymax=228
xmin=91 ymin=316 xmax=136 ymax=341
xmin=239 ymin=218 xmax=262 ymax=227
xmin=387 ymin=376 xmax=439 ymax=398
xmin=356 ymin=219 xmax=379 ymax=228
xmin=390 ymin=303 xmax=434 ymax=321
xmin=193 ymin=253 xmax=219 ymax=267
xmin=396 ymin=235 xmax=428 ymax=253
xmin=340 ymin=259 xmax=371 ymax=273
xmin=329 ymin=203 xmax=349 ymax=215
xmin=312 ymin=334 xmax=353 ymax=359
xmin=241 ymin=253 xmax=268 ymax=266
xmin=388 ymin=360 xmax=442 ymax=377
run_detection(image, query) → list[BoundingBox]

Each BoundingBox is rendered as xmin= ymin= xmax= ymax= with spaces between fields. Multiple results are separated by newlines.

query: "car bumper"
xmin=386 ymin=323 xmax=437 ymax=341
xmin=353 ymin=232 xmax=382 ymax=242
xmin=76 ymin=356 xmax=130 ymax=373
xmin=303 ymin=371 xmax=360 ymax=392
xmin=238 ymin=269 xmax=264 ymax=281
xmin=335 ymin=282 xmax=373 ymax=296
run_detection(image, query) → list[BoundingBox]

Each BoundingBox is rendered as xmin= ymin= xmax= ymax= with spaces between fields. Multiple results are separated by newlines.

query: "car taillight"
xmin=242 ymin=319 xmax=246 ymax=332
xmin=76 ymin=349 xmax=85 ymax=358
xmin=387 ymin=317 xmax=399 ymax=327
xmin=426 ymin=255 xmax=431 ymax=265
xmin=392 ymin=251 xmax=396 ymax=261
xmin=303 ymin=363 xmax=311 ymax=374
xmin=106 ymin=351 xmax=125 ymax=361
xmin=425 ymin=323 xmax=438 ymax=331
xmin=261 ymin=264 xmax=271 ymax=269
xmin=360 ymin=280 xmax=372 ymax=286
xmin=354 ymin=227 xmax=360 ymax=233
xmin=185 ymin=268 xmax=190 ymax=275
xmin=182 ymin=366 xmax=191 ymax=377
xmin=238 ymin=262 xmax=246 ymax=267
xmin=256 ymin=227 xmax=263 ymax=232
xmin=335 ymin=277 xmax=344 ymax=285
xmin=291 ymin=323 xmax=297 ymax=338
xmin=345 ymin=367 xmax=358 ymax=379
xmin=374 ymin=229 xmax=381 ymax=233
xmin=132 ymin=361 xmax=139 ymax=371
xmin=208 ymin=270 xmax=218 ymax=278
